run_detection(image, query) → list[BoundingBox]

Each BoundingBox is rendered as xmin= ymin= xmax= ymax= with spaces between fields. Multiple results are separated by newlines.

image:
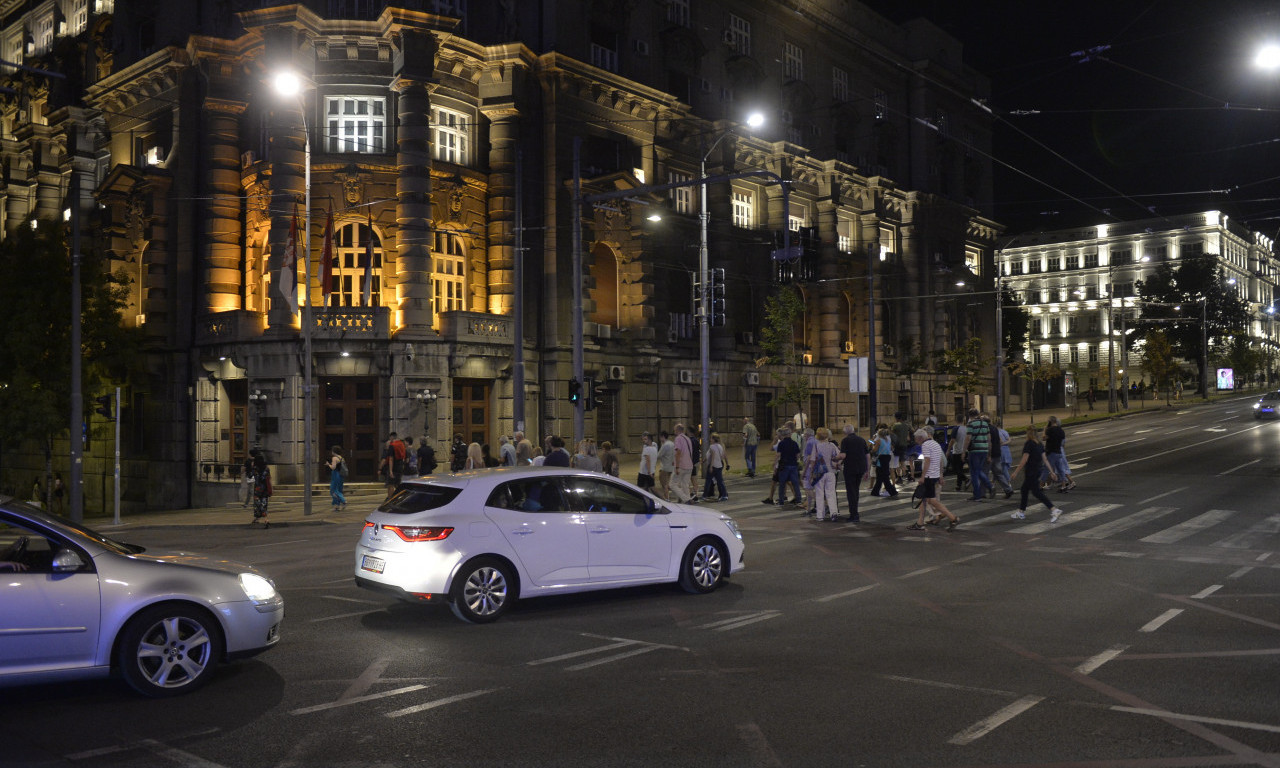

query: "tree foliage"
xmin=1006 ymin=358 xmax=1063 ymax=424
xmin=1000 ymin=284 xmax=1030 ymax=363
xmin=1139 ymin=330 xmax=1178 ymax=405
xmin=1136 ymin=254 xmax=1250 ymax=392
xmin=756 ymin=286 xmax=810 ymax=419
xmin=935 ymin=337 xmax=991 ymax=404
xmin=0 ymin=222 xmax=142 ymax=449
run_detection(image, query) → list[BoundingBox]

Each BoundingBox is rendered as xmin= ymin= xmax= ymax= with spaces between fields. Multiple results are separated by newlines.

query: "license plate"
xmin=361 ymin=554 xmax=385 ymax=574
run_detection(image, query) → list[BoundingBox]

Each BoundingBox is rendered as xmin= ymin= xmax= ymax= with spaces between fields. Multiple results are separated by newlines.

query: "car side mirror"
xmin=51 ymin=550 xmax=86 ymax=573
xmin=645 ymin=497 xmax=666 ymax=515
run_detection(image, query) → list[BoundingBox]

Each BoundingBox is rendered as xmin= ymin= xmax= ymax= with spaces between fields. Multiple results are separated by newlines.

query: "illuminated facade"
xmin=1 ymin=1 xmax=999 ymax=510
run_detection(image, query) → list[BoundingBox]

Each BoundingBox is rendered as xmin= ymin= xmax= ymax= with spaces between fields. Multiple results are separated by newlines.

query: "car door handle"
xmin=511 ymin=528 xmax=534 ymax=535
xmin=589 ymin=526 xmax=611 ymax=534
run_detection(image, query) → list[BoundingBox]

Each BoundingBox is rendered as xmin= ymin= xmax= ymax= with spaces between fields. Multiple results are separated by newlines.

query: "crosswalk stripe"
xmin=1071 ymin=506 xmax=1177 ymax=539
xmin=1140 ymin=509 xmax=1236 ymax=544
xmin=1009 ymin=503 xmax=1121 ymax=535
xmin=1211 ymin=514 xmax=1280 ymax=549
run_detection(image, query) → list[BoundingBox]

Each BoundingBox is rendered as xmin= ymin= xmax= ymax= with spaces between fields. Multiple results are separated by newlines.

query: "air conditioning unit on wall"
xmin=608 ymin=365 xmax=626 ymax=381
xmin=744 ymin=371 xmax=760 ymax=386
xmin=678 ymin=369 xmax=694 ymax=385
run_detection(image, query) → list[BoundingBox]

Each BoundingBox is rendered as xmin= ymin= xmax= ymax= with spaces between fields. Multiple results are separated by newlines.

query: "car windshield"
xmin=1263 ymin=394 xmax=1280 ymax=402
xmin=378 ymin=485 xmax=464 ymax=514
xmin=3 ymin=500 xmax=143 ymax=555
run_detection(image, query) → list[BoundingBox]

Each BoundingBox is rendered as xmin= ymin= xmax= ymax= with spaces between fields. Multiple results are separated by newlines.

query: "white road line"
xmin=815 ymin=584 xmax=879 ymax=603
xmin=246 ymin=539 xmax=310 ymax=548
xmin=748 ymin=535 xmax=803 ymax=545
xmin=1228 ymin=566 xmax=1254 ymax=579
xmin=1075 ymin=644 xmax=1129 ymax=675
xmin=698 ymin=612 xmax=773 ymax=630
xmin=1212 ymin=514 xmax=1280 ymax=550
xmin=567 ymin=645 xmax=664 ymax=670
xmin=951 ymin=552 xmax=990 ymax=564
xmin=1072 ymin=506 xmax=1177 ymax=540
xmin=1218 ymin=458 xmax=1261 ymax=476
xmin=309 ymin=609 xmax=381 ymax=623
xmin=712 ymin=612 xmax=783 ymax=632
xmin=1110 ymin=706 xmax=1280 ymax=735
xmin=1081 ymin=424 xmax=1269 ymax=477
xmin=1139 ymin=609 xmax=1184 ymax=633
xmin=880 ymin=674 xmax=1021 ymax=698
xmin=1260 ymin=552 xmax=1274 ymax=562
xmin=321 ymin=595 xmax=379 ymax=604
xmin=1011 ymin=503 xmax=1121 ymax=535
xmin=1191 ymin=585 xmax=1223 ymax=599
xmin=527 ymin=640 xmax=638 ymax=666
xmin=1140 ymin=509 xmax=1235 ymax=544
xmin=385 ymin=688 xmax=497 ymax=718
xmin=1138 ymin=487 xmax=1189 ymax=505
xmin=1104 ymin=551 xmax=1144 ymax=558
xmin=65 ymin=729 xmax=222 ymax=760
xmin=899 ymin=566 xmax=940 ymax=579
xmin=947 ymin=695 xmax=1045 ymax=745
xmin=736 ymin=723 xmax=784 ymax=768
xmin=290 ymin=684 xmax=429 ymax=715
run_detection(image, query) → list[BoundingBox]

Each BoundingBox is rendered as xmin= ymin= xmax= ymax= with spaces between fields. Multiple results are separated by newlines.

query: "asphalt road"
xmin=4 ymin=397 xmax=1279 ymax=767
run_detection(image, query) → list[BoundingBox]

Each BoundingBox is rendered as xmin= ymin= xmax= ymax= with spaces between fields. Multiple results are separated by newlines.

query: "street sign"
xmin=848 ymin=356 xmax=868 ymax=393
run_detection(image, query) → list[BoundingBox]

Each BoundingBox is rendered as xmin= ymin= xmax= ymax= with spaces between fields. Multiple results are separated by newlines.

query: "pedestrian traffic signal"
xmin=584 ymin=376 xmax=597 ymax=411
xmin=95 ymin=394 xmax=114 ymax=420
xmin=569 ymin=377 xmax=581 ymax=404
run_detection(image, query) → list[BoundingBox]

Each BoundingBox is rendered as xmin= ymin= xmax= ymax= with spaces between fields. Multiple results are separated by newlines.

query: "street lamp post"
xmin=994 ymin=265 xmax=1003 ymax=419
xmin=274 ymin=72 xmax=315 ymax=517
xmin=1106 ymin=249 xmax=1117 ymax=414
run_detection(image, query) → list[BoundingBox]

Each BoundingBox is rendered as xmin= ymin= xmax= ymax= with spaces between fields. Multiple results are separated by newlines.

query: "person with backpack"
xmin=450 ymin=434 xmax=468 ymax=472
xmin=806 ymin=427 xmax=841 ymax=521
xmin=404 ymin=436 xmax=419 ymax=475
xmin=890 ymin=414 xmax=913 ymax=485
xmin=327 ymin=446 xmax=348 ymax=512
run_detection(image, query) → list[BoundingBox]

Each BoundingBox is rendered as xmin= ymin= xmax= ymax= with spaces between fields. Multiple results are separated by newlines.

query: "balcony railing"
xmin=439 ymin=311 xmax=513 ymax=345
xmin=314 ymin=307 xmax=389 ymax=339
xmin=196 ymin=310 xmax=265 ymax=345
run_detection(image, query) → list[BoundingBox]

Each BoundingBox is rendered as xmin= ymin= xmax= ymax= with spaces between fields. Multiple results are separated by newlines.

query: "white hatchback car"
xmin=0 ymin=500 xmax=284 ymax=697
xmin=354 ymin=467 xmax=745 ymax=622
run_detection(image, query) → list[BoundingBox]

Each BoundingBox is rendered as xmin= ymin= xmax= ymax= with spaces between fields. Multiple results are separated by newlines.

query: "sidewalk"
xmin=85 ymin=395 xmax=1218 ymax=531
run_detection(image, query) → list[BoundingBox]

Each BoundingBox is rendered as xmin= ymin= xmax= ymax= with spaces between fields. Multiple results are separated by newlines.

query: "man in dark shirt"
xmin=963 ymin=409 xmax=992 ymax=501
xmin=543 ymin=435 xmax=571 ymax=467
xmin=838 ymin=424 xmax=870 ymax=522
xmin=774 ymin=428 xmax=802 ymax=506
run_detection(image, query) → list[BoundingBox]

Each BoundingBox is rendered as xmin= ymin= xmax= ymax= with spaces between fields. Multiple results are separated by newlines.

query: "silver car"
xmin=0 ymin=499 xmax=284 ymax=697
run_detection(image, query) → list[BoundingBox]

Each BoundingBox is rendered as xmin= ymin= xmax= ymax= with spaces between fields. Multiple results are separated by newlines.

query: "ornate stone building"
xmin=0 ymin=1 xmax=999 ymax=511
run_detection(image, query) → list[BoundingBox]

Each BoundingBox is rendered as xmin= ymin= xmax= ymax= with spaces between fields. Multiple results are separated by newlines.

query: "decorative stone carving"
xmin=334 ymin=164 xmax=367 ymax=206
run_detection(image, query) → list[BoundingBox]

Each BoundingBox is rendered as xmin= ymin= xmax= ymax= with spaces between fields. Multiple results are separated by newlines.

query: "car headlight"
xmin=720 ymin=515 xmax=742 ymax=541
xmin=1254 ymin=403 xmax=1260 ymax=409
xmin=238 ymin=572 xmax=279 ymax=603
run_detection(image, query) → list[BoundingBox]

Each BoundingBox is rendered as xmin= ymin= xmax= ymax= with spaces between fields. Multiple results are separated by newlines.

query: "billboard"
xmin=1216 ymin=368 xmax=1234 ymax=390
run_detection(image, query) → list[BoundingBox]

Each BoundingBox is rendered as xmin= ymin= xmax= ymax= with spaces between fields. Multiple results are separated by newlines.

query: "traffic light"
xmin=708 ymin=267 xmax=727 ymax=327
xmin=569 ymin=377 xmax=581 ymax=405
xmin=95 ymin=394 xmax=114 ymax=420
xmin=584 ymin=376 xmax=597 ymax=411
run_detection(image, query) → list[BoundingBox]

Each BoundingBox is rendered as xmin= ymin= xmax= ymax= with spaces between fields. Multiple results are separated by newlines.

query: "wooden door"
xmin=452 ymin=380 xmax=491 ymax=447
xmin=321 ymin=377 xmax=380 ymax=480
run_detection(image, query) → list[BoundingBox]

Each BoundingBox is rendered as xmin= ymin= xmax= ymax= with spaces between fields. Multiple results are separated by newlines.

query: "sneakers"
xmin=1004 ymin=489 xmax=1014 ymax=499
xmin=761 ymin=497 xmax=775 ymax=505
xmin=1011 ymin=510 xmax=1026 ymax=520
xmin=718 ymin=496 xmax=729 ymax=502
xmin=1050 ymin=507 xmax=1062 ymax=523
xmin=878 ymin=490 xmax=891 ymax=497
xmin=1064 ymin=480 xmax=1077 ymax=491
xmin=947 ymin=518 xmax=960 ymax=531
xmin=906 ymin=523 xmax=925 ymax=531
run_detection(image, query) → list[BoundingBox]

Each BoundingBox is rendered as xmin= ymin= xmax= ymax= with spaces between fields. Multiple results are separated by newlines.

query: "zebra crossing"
xmin=709 ymin=487 xmax=1280 ymax=551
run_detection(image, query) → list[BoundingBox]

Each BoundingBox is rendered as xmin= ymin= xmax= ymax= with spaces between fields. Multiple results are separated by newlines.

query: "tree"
xmin=1139 ymin=330 xmax=1178 ymax=405
xmin=756 ymin=286 xmax=809 ymax=426
xmin=1223 ymin=335 xmax=1265 ymax=389
xmin=1136 ymin=254 xmax=1250 ymax=394
xmin=935 ymin=337 xmax=991 ymax=412
xmin=1006 ymin=358 xmax=1063 ymax=426
xmin=1000 ymin=283 xmax=1030 ymax=363
xmin=0 ymin=221 xmax=142 ymax=498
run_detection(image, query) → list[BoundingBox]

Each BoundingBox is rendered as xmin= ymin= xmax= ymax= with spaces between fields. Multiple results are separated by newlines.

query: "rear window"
xmin=377 ymin=485 xmax=463 ymax=514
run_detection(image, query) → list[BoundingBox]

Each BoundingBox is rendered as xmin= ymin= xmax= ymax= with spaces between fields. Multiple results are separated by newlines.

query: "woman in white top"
xmin=701 ymin=433 xmax=728 ymax=501
xmin=464 ymin=442 xmax=484 ymax=470
xmin=638 ymin=432 xmax=659 ymax=490
xmin=806 ymin=427 xmax=842 ymax=521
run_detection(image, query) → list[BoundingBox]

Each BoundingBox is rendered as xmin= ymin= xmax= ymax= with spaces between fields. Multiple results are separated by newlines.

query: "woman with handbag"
xmin=807 ymin=427 xmax=841 ymax=521
xmin=701 ymin=433 xmax=728 ymax=502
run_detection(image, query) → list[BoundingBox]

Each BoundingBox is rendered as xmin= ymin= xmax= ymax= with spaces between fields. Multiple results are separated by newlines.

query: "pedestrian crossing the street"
xmin=707 ymin=483 xmax=1280 ymax=552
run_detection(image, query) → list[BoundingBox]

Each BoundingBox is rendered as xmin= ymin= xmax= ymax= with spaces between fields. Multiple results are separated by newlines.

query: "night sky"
xmin=862 ymin=0 xmax=1280 ymax=238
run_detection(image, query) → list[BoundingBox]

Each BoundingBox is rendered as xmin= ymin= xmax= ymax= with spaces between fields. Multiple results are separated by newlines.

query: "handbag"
xmin=812 ymin=455 xmax=828 ymax=481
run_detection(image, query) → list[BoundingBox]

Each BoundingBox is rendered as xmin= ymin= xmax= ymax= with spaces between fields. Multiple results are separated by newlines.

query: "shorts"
xmin=893 ymin=447 xmax=907 ymax=460
xmin=889 ymin=455 xmax=900 ymax=468
xmin=920 ymin=477 xmax=938 ymax=499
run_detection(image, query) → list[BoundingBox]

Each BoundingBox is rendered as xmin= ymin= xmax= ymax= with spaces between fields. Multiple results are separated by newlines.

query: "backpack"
xmin=338 ymin=459 xmax=349 ymax=479
xmin=407 ymin=449 xmax=419 ymax=473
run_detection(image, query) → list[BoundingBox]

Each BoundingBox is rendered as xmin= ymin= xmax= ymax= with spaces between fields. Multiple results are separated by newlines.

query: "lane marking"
xmin=1228 ymin=567 xmax=1254 ymax=579
xmin=1140 ymin=509 xmax=1235 ymax=544
xmin=1260 ymin=552 xmax=1274 ymax=562
xmin=1110 ymin=706 xmax=1280 ymax=735
xmin=527 ymin=640 xmax=638 ymax=666
xmin=1072 ymin=506 xmax=1177 ymax=540
xmin=710 ymin=611 xmax=783 ymax=632
xmin=1218 ymin=458 xmax=1261 ymax=475
xmin=291 ymin=684 xmax=429 ymax=715
xmin=385 ymin=688 xmax=498 ymax=718
xmin=1138 ymin=486 xmax=1189 ymax=505
xmin=246 ymin=539 xmax=310 ymax=548
xmin=567 ymin=645 xmax=663 ymax=670
xmin=65 ymin=729 xmax=222 ymax=760
xmin=899 ymin=566 xmax=940 ymax=579
xmin=1080 ymin=423 xmax=1269 ymax=477
xmin=1212 ymin=514 xmax=1280 ymax=550
xmin=1076 ymin=644 xmax=1129 ymax=675
xmin=736 ymin=723 xmax=784 ymax=768
xmin=951 ymin=552 xmax=990 ymax=564
xmin=1191 ymin=585 xmax=1223 ymax=599
xmin=321 ymin=595 xmax=379 ymax=604
xmin=816 ymin=584 xmax=879 ymax=603
xmin=1139 ymin=609 xmax=1184 ymax=633
xmin=880 ymin=674 xmax=1021 ymax=698
xmin=1104 ymin=551 xmax=1144 ymax=558
xmin=309 ymin=609 xmax=381 ymax=623
xmin=1010 ymin=503 xmax=1121 ymax=535
xmin=947 ymin=695 xmax=1045 ymax=745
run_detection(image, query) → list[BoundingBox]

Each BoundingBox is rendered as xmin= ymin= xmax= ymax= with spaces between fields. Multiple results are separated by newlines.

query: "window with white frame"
xmin=431 ymin=106 xmax=469 ymax=165
xmin=1084 ymin=252 xmax=1099 ymax=268
xmin=788 ymin=215 xmax=804 ymax=232
xmin=33 ymin=14 xmax=54 ymax=54
xmin=432 ymin=231 xmax=467 ymax=327
xmin=666 ymin=0 xmax=690 ymax=27
xmin=325 ymin=96 xmax=386 ymax=153
xmin=668 ymin=171 xmax=693 ymax=215
xmin=731 ymin=191 xmax=754 ymax=228
xmin=65 ymin=0 xmax=89 ymax=36
xmin=1066 ymin=253 xmax=1079 ymax=269
xmin=1088 ymin=344 xmax=1098 ymax=363
xmin=2 ymin=31 xmax=21 ymax=75
xmin=783 ymin=41 xmax=803 ymax=81
xmin=832 ymin=66 xmax=848 ymax=102
xmin=328 ymin=222 xmax=383 ymax=307
xmin=727 ymin=14 xmax=750 ymax=56
xmin=837 ymin=219 xmax=853 ymax=252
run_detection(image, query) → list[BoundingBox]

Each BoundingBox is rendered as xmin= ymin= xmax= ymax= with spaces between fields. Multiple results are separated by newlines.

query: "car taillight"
xmin=363 ymin=521 xmax=375 ymax=531
xmin=384 ymin=525 xmax=454 ymax=542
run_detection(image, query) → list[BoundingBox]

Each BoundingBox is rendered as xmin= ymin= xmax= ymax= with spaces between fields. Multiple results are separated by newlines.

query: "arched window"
xmin=433 ymin=230 xmax=467 ymax=328
xmin=589 ymin=243 xmax=619 ymax=327
xmin=328 ymin=222 xmax=383 ymax=307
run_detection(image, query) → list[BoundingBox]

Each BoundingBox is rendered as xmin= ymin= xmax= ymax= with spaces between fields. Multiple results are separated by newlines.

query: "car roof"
xmin=400 ymin=466 xmax=626 ymax=488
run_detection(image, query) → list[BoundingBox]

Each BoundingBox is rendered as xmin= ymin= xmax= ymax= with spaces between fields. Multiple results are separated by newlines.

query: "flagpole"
xmin=301 ymin=108 xmax=314 ymax=516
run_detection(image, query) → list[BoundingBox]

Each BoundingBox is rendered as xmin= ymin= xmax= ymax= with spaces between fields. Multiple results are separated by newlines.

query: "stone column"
xmin=266 ymin=88 xmax=305 ymax=331
xmin=203 ymin=98 xmax=248 ymax=313
xmin=484 ymin=108 xmax=519 ymax=316
xmin=815 ymin=200 xmax=841 ymax=361
xmin=391 ymin=28 xmax=439 ymax=336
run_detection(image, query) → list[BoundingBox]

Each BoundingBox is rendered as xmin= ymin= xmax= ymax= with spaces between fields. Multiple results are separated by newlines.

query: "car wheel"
xmin=449 ymin=557 xmax=514 ymax=624
xmin=679 ymin=537 xmax=726 ymax=594
xmin=116 ymin=604 xmax=224 ymax=697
